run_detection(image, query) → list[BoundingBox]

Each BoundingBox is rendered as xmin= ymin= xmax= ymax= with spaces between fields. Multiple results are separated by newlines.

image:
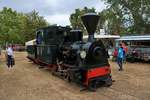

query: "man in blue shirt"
xmin=117 ymin=44 xmax=124 ymax=71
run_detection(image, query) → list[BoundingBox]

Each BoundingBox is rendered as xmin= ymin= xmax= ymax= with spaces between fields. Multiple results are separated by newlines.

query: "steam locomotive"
xmin=26 ymin=13 xmax=112 ymax=91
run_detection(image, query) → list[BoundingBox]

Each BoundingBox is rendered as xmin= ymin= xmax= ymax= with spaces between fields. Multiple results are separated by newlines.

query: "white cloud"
xmin=95 ymin=2 xmax=107 ymax=12
xmin=0 ymin=0 xmax=107 ymax=26
xmin=45 ymin=14 xmax=70 ymax=26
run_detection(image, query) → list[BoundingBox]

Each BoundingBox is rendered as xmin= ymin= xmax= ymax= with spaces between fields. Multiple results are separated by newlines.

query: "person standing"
xmin=6 ymin=45 xmax=14 ymax=68
xmin=113 ymin=48 xmax=118 ymax=61
xmin=122 ymin=42 xmax=128 ymax=63
xmin=117 ymin=44 xmax=124 ymax=71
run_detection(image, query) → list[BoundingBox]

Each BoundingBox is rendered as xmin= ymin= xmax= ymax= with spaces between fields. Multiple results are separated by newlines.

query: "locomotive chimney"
xmin=81 ymin=13 xmax=100 ymax=41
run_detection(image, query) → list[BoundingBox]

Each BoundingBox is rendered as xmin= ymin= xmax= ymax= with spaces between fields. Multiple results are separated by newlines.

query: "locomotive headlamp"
xmin=80 ymin=50 xmax=86 ymax=59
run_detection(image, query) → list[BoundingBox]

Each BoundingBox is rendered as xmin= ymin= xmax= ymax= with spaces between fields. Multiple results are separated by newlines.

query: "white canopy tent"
xmin=25 ymin=39 xmax=36 ymax=46
xmin=83 ymin=34 xmax=120 ymax=39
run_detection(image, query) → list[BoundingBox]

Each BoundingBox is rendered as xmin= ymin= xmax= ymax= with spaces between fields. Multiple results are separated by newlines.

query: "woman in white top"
xmin=6 ymin=45 xmax=14 ymax=68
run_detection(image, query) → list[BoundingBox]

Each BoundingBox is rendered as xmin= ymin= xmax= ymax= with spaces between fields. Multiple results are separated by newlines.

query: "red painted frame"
xmin=84 ymin=66 xmax=111 ymax=86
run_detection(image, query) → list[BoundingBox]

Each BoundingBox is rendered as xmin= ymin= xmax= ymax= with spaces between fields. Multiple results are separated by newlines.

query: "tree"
xmin=70 ymin=7 xmax=96 ymax=34
xmin=102 ymin=0 xmax=150 ymax=34
xmin=98 ymin=7 xmax=124 ymax=35
xmin=22 ymin=10 xmax=48 ymax=42
xmin=0 ymin=7 xmax=22 ymax=44
xmin=0 ymin=7 xmax=49 ymax=45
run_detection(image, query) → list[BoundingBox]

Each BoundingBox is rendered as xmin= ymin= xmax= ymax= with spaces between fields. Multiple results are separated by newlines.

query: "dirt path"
xmin=0 ymin=52 xmax=150 ymax=100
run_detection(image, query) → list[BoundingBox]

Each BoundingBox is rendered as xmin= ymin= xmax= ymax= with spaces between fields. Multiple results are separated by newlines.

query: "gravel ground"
xmin=0 ymin=52 xmax=150 ymax=100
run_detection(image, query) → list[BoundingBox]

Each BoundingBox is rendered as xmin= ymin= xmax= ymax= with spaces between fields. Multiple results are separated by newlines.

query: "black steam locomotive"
xmin=26 ymin=13 xmax=112 ymax=91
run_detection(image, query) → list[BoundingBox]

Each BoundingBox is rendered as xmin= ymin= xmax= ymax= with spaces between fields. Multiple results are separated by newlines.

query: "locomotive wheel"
xmin=104 ymin=77 xmax=112 ymax=87
xmin=51 ymin=66 xmax=58 ymax=75
xmin=130 ymin=57 xmax=135 ymax=63
xmin=67 ymin=76 xmax=71 ymax=82
xmin=88 ymin=79 xmax=97 ymax=92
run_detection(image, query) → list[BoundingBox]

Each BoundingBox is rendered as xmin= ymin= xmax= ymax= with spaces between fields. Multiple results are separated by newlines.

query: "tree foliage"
xmin=70 ymin=7 xmax=96 ymax=34
xmin=101 ymin=0 xmax=150 ymax=34
xmin=0 ymin=7 xmax=48 ymax=45
xmin=70 ymin=1 xmax=150 ymax=35
xmin=98 ymin=7 xmax=124 ymax=35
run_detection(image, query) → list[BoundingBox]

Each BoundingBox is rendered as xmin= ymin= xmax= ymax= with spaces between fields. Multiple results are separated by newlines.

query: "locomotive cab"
xmin=36 ymin=26 xmax=71 ymax=65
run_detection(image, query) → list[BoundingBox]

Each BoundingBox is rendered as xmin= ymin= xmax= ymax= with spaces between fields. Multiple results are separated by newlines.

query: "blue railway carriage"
xmin=116 ymin=35 xmax=150 ymax=62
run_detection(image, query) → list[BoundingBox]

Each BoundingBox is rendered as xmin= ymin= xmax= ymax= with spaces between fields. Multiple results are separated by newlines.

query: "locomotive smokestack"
xmin=81 ymin=13 xmax=100 ymax=41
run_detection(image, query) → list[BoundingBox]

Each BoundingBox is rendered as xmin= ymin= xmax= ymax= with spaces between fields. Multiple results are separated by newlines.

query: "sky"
xmin=0 ymin=0 xmax=107 ymax=26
